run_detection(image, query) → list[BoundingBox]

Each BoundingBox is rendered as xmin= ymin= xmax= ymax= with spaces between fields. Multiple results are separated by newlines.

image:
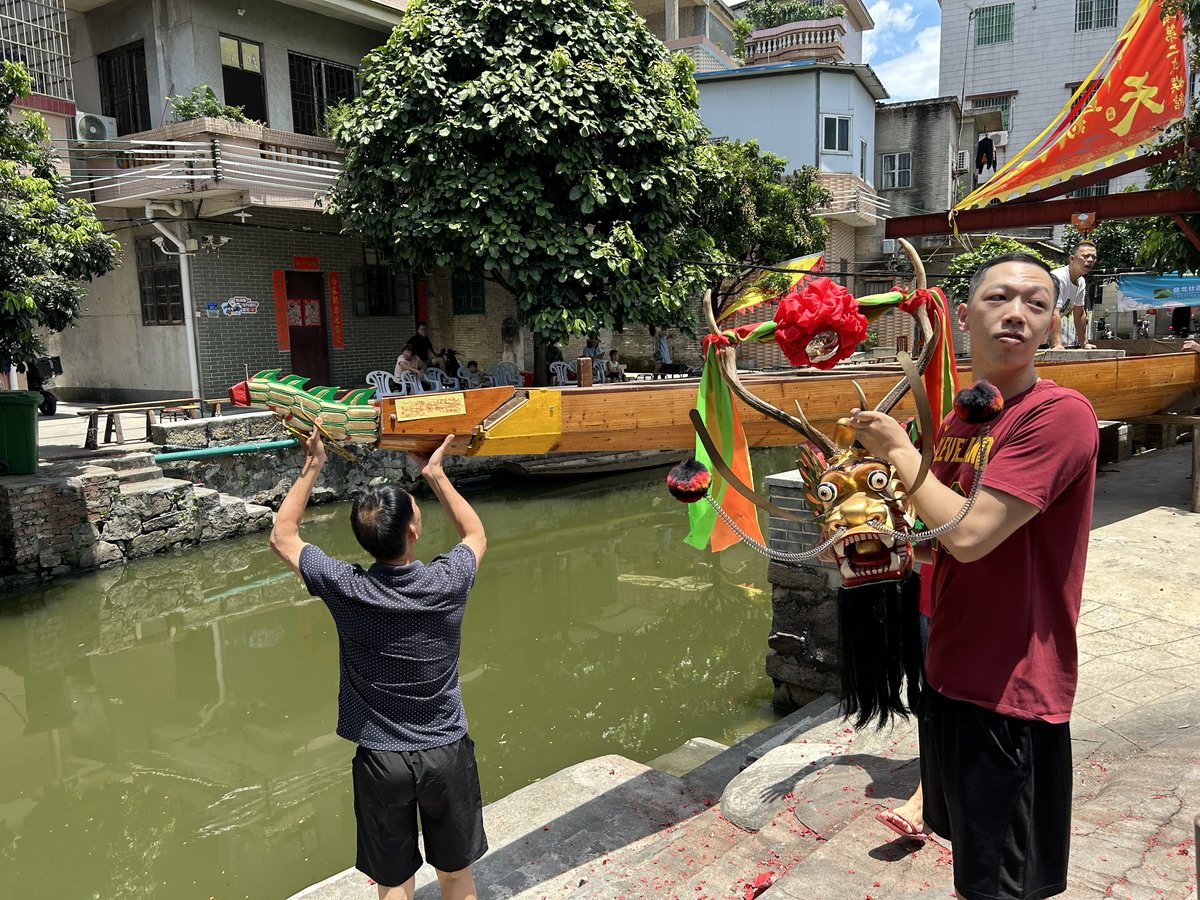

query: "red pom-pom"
xmin=667 ymin=459 xmax=711 ymax=502
xmin=773 ymin=277 xmax=867 ymax=370
xmin=953 ymin=381 xmax=1004 ymax=424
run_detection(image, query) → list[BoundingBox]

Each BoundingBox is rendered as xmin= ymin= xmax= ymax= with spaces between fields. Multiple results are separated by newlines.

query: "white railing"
xmin=820 ymin=188 xmax=891 ymax=223
xmin=745 ymin=18 xmax=847 ymax=63
xmin=53 ymin=127 xmax=343 ymax=207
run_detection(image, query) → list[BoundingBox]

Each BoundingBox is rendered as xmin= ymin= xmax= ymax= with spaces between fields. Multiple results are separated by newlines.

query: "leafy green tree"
xmin=742 ymin=1 xmax=848 ymax=30
xmin=329 ymin=0 xmax=714 ymax=346
xmin=943 ymin=235 xmax=1052 ymax=305
xmin=693 ymin=139 xmax=830 ymax=309
xmin=0 ymin=62 xmax=119 ymax=367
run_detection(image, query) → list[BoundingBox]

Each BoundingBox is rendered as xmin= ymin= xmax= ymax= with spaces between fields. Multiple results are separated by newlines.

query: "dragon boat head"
xmin=800 ymin=420 xmax=915 ymax=588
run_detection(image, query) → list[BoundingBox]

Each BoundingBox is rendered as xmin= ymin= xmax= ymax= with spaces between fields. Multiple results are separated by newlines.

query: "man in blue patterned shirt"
xmin=271 ymin=427 xmax=487 ymax=900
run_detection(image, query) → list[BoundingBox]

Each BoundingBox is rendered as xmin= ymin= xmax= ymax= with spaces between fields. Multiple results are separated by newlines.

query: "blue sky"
xmin=860 ymin=0 xmax=942 ymax=102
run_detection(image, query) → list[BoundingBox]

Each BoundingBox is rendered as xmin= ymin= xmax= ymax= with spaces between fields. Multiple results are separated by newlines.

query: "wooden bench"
xmin=77 ymin=398 xmax=202 ymax=450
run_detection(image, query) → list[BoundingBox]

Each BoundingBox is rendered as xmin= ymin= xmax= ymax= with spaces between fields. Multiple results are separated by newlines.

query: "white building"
xmin=938 ymin=0 xmax=1139 ymax=200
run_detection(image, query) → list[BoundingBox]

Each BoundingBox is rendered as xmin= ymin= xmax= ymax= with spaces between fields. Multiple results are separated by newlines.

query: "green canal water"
xmin=0 ymin=458 xmax=794 ymax=898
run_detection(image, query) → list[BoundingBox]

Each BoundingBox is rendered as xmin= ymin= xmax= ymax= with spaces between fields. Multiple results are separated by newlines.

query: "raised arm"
xmin=413 ymin=435 xmax=487 ymax=565
xmin=270 ymin=425 xmax=326 ymax=577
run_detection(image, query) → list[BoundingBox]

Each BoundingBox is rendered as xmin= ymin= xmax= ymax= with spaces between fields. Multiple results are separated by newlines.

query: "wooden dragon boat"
xmin=372 ymin=352 xmax=1200 ymax=456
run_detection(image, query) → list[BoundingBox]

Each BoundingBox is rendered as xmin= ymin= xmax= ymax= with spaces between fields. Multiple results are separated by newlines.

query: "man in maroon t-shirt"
xmin=852 ymin=253 xmax=1098 ymax=900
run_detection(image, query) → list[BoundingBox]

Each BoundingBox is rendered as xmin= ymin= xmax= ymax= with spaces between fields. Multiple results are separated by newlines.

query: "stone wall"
xmin=0 ymin=458 xmax=272 ymax=589
xmin=764 ymin=469 xmax=842 ymax=709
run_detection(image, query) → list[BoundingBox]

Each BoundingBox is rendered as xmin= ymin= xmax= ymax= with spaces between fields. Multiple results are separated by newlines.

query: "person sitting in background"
xmin=465 ymin=361 xmax=492 ymax=387
xmin=428 ymin=354 xmax=447 ymax=373
xmin=583 ymin=336 xmax=604 ymax=362
xmin=406 ymin=321 xmax=435 ymax=363
xmin=394 ymin=344 xmax=424 ymax=379
xmin=606 ymin=349 xmax=627 ymax=382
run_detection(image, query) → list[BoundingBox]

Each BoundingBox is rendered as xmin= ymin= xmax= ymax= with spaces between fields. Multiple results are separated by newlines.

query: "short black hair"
xmin=967 ymin=252 xmax=1060 ymax=306
xmin=467 ymin=359 xmax=478 ymax=367
xmin=351 ymin=484 xmax=415 ymax=560
xmin=417 ymin=321 xmax=429 ymax=328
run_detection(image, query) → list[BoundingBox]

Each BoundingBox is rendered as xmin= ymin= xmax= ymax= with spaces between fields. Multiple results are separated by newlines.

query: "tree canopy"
xmin=329 ymin=0 xmax=716 ymax=342
xmin=693 ymin=139 xmax=830 ymax=309
xmin=943 ymin=235 xmax=1052 ymax=306
xmin=0 ymin=62 xmax=118 ymax=367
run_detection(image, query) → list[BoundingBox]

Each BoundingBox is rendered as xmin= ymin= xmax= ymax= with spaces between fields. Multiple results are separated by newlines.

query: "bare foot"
xmin=877 ymin=783 xmax=928 ymax=841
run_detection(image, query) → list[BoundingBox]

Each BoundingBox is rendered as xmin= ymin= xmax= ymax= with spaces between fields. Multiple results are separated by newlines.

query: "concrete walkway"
xmin=292 ymin=443 xmax=1200 ymax=900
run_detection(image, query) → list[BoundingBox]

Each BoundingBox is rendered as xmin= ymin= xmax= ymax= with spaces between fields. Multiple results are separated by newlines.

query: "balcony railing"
xmin=745 ymin=17 xmax=848 ymax=65
xmin=57 ymin=117 xmax=343 ymax=210
xmin=820 ymin=187 xmax=890 ymax=226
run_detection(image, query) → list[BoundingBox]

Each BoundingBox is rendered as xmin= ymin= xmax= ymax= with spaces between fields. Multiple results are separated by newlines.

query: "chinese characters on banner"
xmin=958 ymin=0 xmax=1184 ymax=210
xmin=329 ymin=272 xmax=345 ymax=349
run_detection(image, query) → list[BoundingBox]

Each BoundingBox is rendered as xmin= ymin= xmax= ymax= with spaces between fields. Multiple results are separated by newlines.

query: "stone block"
xmin=100 ymin=508 xmax=143 ymax=542
xmin=1098 ymin=420 xmax=1132 ymax=464
xmin=765 ymin=648 xmax=839 ymax=694
xmin=151 ymin=421 xmax=209 ymax=448
xmin=128 ymin=530 xmax=167 ymax=558
xmin=208 ymin=418 xmax=249 ymax=443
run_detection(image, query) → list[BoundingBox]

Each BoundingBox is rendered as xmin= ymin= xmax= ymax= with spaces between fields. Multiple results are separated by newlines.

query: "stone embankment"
xmin=1 ymin=410 xmax=574 ymax=587
xmin=0 ymin=451 xmax=274 ymax=588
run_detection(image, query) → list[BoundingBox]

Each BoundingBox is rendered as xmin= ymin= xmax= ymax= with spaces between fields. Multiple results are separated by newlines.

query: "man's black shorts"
xmin=919 ymin=688 xmax=1072 ymax=900
xmin=352 ymin=735 xmax=488 ymax=887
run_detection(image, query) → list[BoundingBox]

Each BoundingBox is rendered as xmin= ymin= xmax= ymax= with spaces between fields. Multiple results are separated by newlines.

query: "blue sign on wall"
xmin=1117 ymin=274 xmax=1200 ymax=307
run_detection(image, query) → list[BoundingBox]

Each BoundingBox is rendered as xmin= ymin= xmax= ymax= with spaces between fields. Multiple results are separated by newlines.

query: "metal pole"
xmin=1192 ymin=424 xmax=1199 ymax=514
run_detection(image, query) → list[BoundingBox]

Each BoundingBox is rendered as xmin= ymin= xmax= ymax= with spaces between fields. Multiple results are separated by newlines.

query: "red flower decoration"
xmin=773 ymin=277 xmax=867 ymax=370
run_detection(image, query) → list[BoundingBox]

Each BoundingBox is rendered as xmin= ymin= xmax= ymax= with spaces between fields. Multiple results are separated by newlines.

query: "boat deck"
xmin=375 ymin=352 xmax=1200 ymax=456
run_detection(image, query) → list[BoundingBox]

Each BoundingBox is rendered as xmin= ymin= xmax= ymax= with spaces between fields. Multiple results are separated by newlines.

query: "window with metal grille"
xmin=1075 ymin=0 xmax=1117 ymax=31
xmin=970 ymin=95 xmax=1011 ymax=130
xmin=0 ymin=0 xmax=72 ymax=101
xmin=1069 ymin=180 xmax=1110 ymax=199
xmin=220 ymin=34 xmax=266 ymax=123
xmin=975 ymin=4 xmax=1014 ymax=45
xmin=98 ymin=42 xmax=150 ymax=135
xmin=880 ymin=152 xmax=912 ymax=190
xmin=822 ymin=115 xmax=851 ymax=153
xmin=452 ymin=268 xmax=486 ymax=315
xmin=136 ymin=239 xmax=184 ymax=326
xmin=288 ymin=52 xmax=357 ymax=137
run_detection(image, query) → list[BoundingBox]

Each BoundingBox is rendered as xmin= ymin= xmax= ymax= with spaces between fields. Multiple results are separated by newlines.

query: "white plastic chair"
xmin=549 ymin=361 xmax=574 ymax=385
xmin=423 ymin=367 xmax=461 ymax=391
xmin=366 ymin=370 xmax=403 ymax=397
xmin=396 ymin=370 xmax=425 ymax=394
xmin=487 ymin=361 xmax=521 ymax=387
xmin=591 ymin=357 xmax=608 ymax=384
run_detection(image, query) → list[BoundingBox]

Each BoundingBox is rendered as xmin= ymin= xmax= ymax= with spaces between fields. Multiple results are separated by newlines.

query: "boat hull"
xmin=376 ymin=354 xmax=1200 ymax=456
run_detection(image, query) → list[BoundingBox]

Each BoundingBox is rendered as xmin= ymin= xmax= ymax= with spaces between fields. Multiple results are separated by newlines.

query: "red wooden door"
xmin=285 ymin=271 xmax=330 ymax=385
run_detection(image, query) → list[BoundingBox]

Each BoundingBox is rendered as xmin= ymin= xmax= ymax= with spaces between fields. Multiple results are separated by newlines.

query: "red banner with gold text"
xmin=957 ymin=0 xmax=1185 ymax=210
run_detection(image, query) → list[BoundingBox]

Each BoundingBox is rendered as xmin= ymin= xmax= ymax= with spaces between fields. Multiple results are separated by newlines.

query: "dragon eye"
xmin=816 ymin=482 xmax=837 ymax=503
xmin=866 ymin=469 xmax=890 ymax=491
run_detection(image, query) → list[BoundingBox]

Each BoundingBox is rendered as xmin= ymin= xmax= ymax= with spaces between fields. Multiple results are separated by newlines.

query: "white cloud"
xmin=873 ymin=25 xmax=941 ymax=102
xmin=863 ymin=0 xmax=919 ymax=64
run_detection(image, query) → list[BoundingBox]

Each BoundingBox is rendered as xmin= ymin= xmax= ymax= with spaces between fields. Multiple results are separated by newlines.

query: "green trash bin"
xmin=0 ymin=391 xmax=40 ymax=476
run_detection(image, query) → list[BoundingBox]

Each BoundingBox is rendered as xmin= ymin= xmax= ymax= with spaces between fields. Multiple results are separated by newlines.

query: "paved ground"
xmin=291 ymin=442 xmax=1200 ymax=900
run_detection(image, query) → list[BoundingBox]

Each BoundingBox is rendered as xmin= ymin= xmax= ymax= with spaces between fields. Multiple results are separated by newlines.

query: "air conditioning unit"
xmin=74 ymin=111 xmax=118 ymax=141
xmin=881 ymin=238 xmax=897 ymax=254
xmin=954 ymin=150 xmax=970 ymax=173
xmin=991 ymin=130 xmax=1009 ymax=148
